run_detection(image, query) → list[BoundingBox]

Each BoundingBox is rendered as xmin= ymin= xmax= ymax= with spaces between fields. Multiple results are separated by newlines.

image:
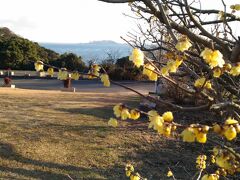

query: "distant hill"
xmin=0 ymin=27 xmax=60 ymax=70
xmin=40 ymin=40 xmax=132 ymax=62
xmin=0 ymin=27 xmax=86 ymax=71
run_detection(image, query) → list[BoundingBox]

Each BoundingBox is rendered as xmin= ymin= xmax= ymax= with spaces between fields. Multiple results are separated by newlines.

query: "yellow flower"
xmin=225 ymin=117 xmax=238 ymax=125
xmin=196 ymin=132 xmax=207 ymax=143
xmin=181 ymin=127 xmax=195 ymax=142
xmin=194 ymin=77 xmax=212 ymax=89
xmin=160 ymin=66 xmax=169 ymax=76
xmin=130 ymin=174 xmax=140 ymax=180
xmin=213 ymin=123 xmax=222 ymax=134
xmin=162 ymin=111 xmax=173 ymax=122
xmin=149 ymin=72 xmax=158 ymax=81
xmin=125 ymin=163 xmax=134 ymax=177
xmin=129 ymin=48 xmax=144 ymax=68
xmin=201 ymin=174 xmax=219 ymax=180
xmin=71 ymin=72 xmax=80 ymax=80
xmin=121 ymin=108 xmax=130 ymax=120
xmin=174 ymin=58 xmax=183 ymax=67
xmin=175 ymin=36 xmax=192 ymax=52
xmin=126 ymin=170 xmax=131 ymax=177
xmin=91 ymin=64 xmax=101 ymax=76
xmin=200 ymin=48 xmax=225 ymax=68
xmin=113 ymin=104 xmax=122 ymax=118
xmin=167 ymin=60 xmax=177 ymax=73
xmin=143 ymin=64 xmax=158 ymax=81
xmin=213 ymin=68 xmax=222 ymax=78
xmin=167 ymin=170 xmax=173 ymax=177
xmin=223 ymin=63 xmax=232 ymax=72
xmin=224 ymin=126 xmax=237 ymax=141
xmin=108 ymin=118 xmax=118 ymax=127
xmin=210 ymin=155 xmax=215 ymax=163
xmin=47 ymin=67 xmax=54 ymax=76
xmin=100 ymin=74 xmax=110 ymax=87
xmin=92 ymin=64 xmax=101 ymax=71
xmin=143 ymin=64 xmax=154 ymax=76
xmin=148 ymin=115 xmax=163 ymax=130
xmin=196 ymin=155 xmax=207 ymax=169
xmin=87 ymin=70 xmax=94 ymax=79
xmin=34 ymin=61 xmax=44 ymax=72
xmin=57 ymin=69 xmax=68 ymax=80
xmin=130 ymin=109 xmax=140 ymax=120
xmin=162 ymin=125 xmax=172 ymax=137
xmin=148 ymin=110 xmax=159 ymax=118
xmin=215 ymin=153 xmax=232 ymax=170
xmin=229 ymin=64 xmax=240 ymax=76
xmin=230 ymin=4 xmax=240 ymax=11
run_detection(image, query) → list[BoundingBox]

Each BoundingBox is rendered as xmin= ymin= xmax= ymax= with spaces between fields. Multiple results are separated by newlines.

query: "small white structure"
xmin=61 ymin=87 xmax=76 ymax=92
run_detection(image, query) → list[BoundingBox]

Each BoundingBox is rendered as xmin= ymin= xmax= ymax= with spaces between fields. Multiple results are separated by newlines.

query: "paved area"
xmin=0 ymin=78 xmax=155 ymax=94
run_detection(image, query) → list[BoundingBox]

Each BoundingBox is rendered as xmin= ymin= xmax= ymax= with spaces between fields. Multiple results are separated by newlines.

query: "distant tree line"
xmin=0 ymin=27 xmax=144 ymax=80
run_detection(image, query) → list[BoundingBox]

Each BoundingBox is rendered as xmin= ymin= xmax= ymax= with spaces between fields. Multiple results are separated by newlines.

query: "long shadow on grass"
xmin=0 ymin=166 xmax=67 ymax=180
xmin=0 ymin=142 xmax=97 ymax=179
xmin=55 ymin=106 xmax=113 ymax=119
xmin=105 ymin=139 xmax=213 ymax=179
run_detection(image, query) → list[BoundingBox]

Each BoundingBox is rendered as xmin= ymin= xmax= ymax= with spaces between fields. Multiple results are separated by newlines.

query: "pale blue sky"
xmin=0 ymin=0 xmax=131 ymax=43
xmin=0 ymin=0 xmax=239 ymax=43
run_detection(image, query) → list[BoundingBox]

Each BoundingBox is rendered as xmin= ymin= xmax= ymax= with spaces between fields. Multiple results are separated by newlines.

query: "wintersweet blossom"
xmin=167 ymin=170 xmax=173 ymax=177
xmin=71 ymin=72 xmax=80 ymax=80
xmin=175 ymin=36 xmax=192 ymax=52
xmin=125 ymin=163 xmax=134 ymax=177
xmin=160 ymin=66 xmax=169 ymax=76
xmin=213 ymin=68 xmax=222 ymax=78
xmin=224 ymin=126 xmax=237 ymax=141
xmin=200 ymin=48 xmax=225 ymax=68
xmin=201 ymin=174 xmax=219 ymax=180
xmin=148 ymin=115 xmax=163 ymax=130
xmin=47 ymin=67 xmax=54 ymax=76
xmin=129 ymin=48 xmax=144 ymax=68
xmin=100 ymin=74 xmax=110 ymax=87
xmin=113 ymin=104 xmax=122 ymax=118
xmin=229 ymin=64 xmax=240 ymax=76
xmin=167 ymin=60 xmax=178 ymax=73
xmin=181 ymin=127 xmax=196 ymax=142
xmin=162 ymin=111 xmax=173 ymax=122
xmin=130 ymin=174 xmax=140 ymax=180
xmin=130 ymin=109 xmax=140 ymax=120
xmin=34 ymin=61 xmax=44 ymax=72
xmin=181 ymin=125 xmax=209 ymax=143
xmin=108 ymin=118 xmax=118 ymax=127
xmin=91 ymin=64 xmax=101 ymax=76
xmin=121 ymin=108 xmax=131 ymax=120
xmin=143 ymin=64 xmax=158 ymax=81
xmin=194 ymin=77 xmax=212 ymax=89
xmin=214 ymin=147 xmax=239 ymax=173
xmin=57 ymin=68 xmax=68 ymax=80
xmin=230 ymin=4 xmax=240 ymax=11
xmin=196 ymin=155 xmax=207 ymax=170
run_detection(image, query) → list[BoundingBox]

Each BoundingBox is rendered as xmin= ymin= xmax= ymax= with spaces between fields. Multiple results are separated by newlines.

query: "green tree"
xmin=51 ymin=53 xmax=86 ymax=71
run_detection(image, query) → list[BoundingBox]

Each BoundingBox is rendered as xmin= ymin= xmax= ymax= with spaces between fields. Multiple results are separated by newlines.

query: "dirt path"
xmin=3 ymin=79 xmax=155 ymax=94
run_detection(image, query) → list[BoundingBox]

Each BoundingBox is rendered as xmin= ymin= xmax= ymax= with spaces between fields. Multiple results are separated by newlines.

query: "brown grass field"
xmin=0 ymin=88 xmax=217 ymax=179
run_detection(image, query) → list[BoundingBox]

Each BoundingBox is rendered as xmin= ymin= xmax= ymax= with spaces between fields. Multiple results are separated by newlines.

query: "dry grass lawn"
xmin=0 ymin=88 xmax=206 ymax=179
